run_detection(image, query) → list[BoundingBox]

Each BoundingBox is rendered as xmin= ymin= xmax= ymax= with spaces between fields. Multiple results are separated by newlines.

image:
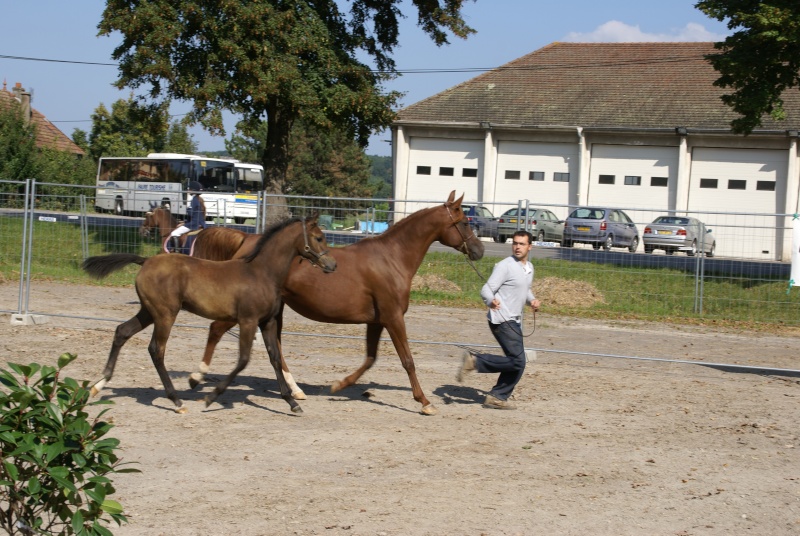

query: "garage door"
xmin=494 ymin=141 xmax=577 ymax=217
xmin=588 ymin=144 xmax=678 ymax=213
xmin=688 ymin=147 xmax=786 ymax=259
xmin=405 ymin=137 xmax=484 ymax=212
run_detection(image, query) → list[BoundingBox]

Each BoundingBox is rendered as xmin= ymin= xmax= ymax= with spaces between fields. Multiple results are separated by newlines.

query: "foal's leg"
xmin=91 ymin=308 xmax=153 ymax=397
xmin=262 ymin=317 xmax=302 ymax=413
xmin=189 ymin=320 xmax=236 ymax=389
xmin=204 ymin=320 xmax=258 ymax=408
xmin=276 ymin=303 xmax=306 ymax=400
xmin=147 ymin=313 xmax=187 ymax=413
xmin=330 ymin=323 xmax=381 ymax=393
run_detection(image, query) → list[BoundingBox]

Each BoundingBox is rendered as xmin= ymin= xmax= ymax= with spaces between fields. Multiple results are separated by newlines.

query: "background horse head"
xmin=190 ymin=191 xmax=485 ymax=415
xmin=139 ymin=203 xmax=179 ymax=239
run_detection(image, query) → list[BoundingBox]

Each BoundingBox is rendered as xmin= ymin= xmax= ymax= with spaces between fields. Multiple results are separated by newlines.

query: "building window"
xmin=624 ymin=175 xmax=642 ymax=186
xmin=439 ymin=167 xmax=454 ymax=176
xmin=416 ymin=166 xmax=431 ymax=175
xmin=462 ymin=168 xmax=478 ymax=178
xmin=598 ymin=174 xmax=615 ymax=185
xmin=756 ymin=180 xmax=776 ymax=191
xmin=553 ymin=172 xmax=570 ymax=182
xmin=728 ymin=179 xmax=746 ymax=190
xmin=699 ymin=178 xmax=718 ymax=189
xmin=529 ymin=171 xmax=544 ymax=181
xmin=505 ymin=170 xmax=521 ymax=180
xmin=650 ymin=176 xmax=668 ymax=187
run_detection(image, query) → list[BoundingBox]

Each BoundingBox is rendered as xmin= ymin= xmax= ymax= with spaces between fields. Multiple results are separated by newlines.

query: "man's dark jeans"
xmin=473 ymin=321 xmax=527 ymax=401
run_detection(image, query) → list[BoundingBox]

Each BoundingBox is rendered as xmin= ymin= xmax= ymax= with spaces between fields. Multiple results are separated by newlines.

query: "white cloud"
xmin=563 ymin=21 xmax=728 ymax=43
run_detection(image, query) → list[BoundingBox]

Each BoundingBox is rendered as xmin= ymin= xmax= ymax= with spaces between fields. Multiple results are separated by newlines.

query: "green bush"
xmin=0 ymin=354 xmax=138 ymax=535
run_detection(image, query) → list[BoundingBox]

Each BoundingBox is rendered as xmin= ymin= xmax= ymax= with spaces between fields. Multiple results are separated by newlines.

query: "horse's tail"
xmin=82 ymin=253 xmax=147 ymax=280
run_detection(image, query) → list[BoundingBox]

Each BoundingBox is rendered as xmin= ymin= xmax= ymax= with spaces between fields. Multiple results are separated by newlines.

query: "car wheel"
xmin=537 ymin=230 xmax=545 ymax=242
xmin=706 ymin=242 xmax=716 ymax=257
xmin=644 ymin=245 xmax=654 ymax=254
xmin=665 ymin=249 xmax=675 ymax=256
xmin=562 ymin=240 xmax=572 ymax=248
xmin=628 ymin=236 xmax=639 ymax=253
xmin=592 ymin=243 xmax=601 ymax=250
xmin=493 ymin=235 xmax=504 ymax=243
xmin=114 ymin=199 xmax=124 ymax=216
xmin=687 ymin=240 xmax=697 ymax=257
xmin=603 ymin=235 xmax=613 ymax=251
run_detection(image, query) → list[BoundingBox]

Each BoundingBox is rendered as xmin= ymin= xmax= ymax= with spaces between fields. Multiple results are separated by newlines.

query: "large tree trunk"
xmin=261 ymin=100 xmax=291 ymax=225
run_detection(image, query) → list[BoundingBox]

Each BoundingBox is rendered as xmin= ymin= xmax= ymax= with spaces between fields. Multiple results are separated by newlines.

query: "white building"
xmin=391 ymin=42 xmax=800 ymax=260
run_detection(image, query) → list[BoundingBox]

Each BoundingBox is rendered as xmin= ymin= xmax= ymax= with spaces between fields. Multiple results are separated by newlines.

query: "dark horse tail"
xmin=82 ymin=254 xmax=147 ymax=280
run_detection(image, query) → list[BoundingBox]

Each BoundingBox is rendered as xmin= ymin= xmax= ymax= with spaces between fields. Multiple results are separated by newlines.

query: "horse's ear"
xmin=453 ymin=193 xmax=464 ymax=209
xmin=446 ymin=190 xmax=456 ymax=204
xmin=307 ymin=212 xmax=320 ymax=225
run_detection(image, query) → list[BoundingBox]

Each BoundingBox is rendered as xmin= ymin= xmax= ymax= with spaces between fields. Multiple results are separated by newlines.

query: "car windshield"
xmin=655 ymin=217 xmax=690 ymax=225
xmin=571 ymin=208 xmax=605 ymax=219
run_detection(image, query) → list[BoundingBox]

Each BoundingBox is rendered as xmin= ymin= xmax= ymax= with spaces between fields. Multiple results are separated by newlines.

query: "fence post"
xmin=79 ymin=194 xmax=89 ymax=261
xmin=11 ymin=179 xmax=48 ymax=325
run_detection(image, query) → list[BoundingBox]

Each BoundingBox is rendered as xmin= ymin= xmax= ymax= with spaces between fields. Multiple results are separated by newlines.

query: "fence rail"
xmin=1 ymin=179 xmax=798 ymax=328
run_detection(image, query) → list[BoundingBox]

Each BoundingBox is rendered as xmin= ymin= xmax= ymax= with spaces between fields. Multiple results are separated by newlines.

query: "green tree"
xmin=99 ymin=0 xmax=476 ymax=197
xmin=85 ymin=97 xmax=196 ymax=160
xmin=367 ymin=155 xmax=392 ymax=198
xmin=0 ymin=101 xmax=37 ymax=181
xmin=696 ymin=0 xmax=800 ymax=133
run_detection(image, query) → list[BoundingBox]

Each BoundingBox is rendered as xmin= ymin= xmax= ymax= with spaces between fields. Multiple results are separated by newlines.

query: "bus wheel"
xmin=114 ymin=199 xmax=124 ymax=216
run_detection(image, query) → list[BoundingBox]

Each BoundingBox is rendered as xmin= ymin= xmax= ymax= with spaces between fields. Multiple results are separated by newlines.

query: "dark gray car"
xmin=463 ymin=204 xmax=501 ymax=242
xmin=562 ymin=207 xmax=639 ymax=252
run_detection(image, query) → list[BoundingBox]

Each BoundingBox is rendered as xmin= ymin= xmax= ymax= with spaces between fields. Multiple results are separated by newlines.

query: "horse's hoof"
xmin=175 ymin=404 xmax=188 ymax=414
xmin=291 ymin=405 xmax=304 ymax=414
xmin=421 ymin=404 xmax=437 ymax=416
xmin=204 ymin=395 xmax=215 ymax=408
xmin=188 ymin=375 xmax=201 ymax=390
xmin=292 ymin=390 xmax=307 ymax=400
xmin=330 ymin=380 xmax=343 ymax=394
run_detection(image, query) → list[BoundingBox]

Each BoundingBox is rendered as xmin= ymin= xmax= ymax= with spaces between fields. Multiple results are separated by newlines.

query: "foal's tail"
xmin=82 ymin=253 xmax=147 ymax=280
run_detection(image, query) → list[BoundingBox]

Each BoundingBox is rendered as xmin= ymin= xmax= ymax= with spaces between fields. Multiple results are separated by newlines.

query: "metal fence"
xmin=1 ymin=179 xmax=798 ymax=327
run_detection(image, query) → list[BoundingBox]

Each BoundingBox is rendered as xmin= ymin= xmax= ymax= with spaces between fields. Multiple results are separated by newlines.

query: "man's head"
xmin=511 ymin=230 xmax=533 ymax=261
xmin=188 ymin=181 xmax=203 ymax=193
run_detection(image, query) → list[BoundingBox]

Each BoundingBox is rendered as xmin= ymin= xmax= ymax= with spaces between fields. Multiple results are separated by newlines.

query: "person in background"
xmin=457 ymin=229 xmax=540 ymax=409
xmin=168 ymin=181 xmax=206 ymax=253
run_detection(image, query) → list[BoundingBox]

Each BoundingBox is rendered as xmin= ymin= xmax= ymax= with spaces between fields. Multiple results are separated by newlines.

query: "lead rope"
xmin=445 ymin=205 xmax=536 ymax=338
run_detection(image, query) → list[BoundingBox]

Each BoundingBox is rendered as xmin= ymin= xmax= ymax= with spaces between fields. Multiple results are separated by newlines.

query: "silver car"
xmin=496 ymin=207 xmax=564 ymax=244
xmin=562 ymin=207 xmax=639 ymax=252
xmin=643 ymin=216 xmax=716 ymax=256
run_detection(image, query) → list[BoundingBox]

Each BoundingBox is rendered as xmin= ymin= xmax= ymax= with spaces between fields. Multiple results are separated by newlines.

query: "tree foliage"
xmin=696 ymin=0 xmax=800 ymax=133
xmin=77 ymin=97 xmax=197 ymax=160
xmin=0 ymin=103 xmax=38 ymax=181
xmin=0 ymin=355 xmax=137 ymax=535
xmin=99 ymin=0 xmax=475 ymax=195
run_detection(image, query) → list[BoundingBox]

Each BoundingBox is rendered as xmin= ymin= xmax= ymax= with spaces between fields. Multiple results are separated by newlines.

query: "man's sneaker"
xmin=456 ymin=350 xmax=476 ymax=383
xmin=483 ymin=394 xmax=516 ymax=410
xmin=525 ymin=349 xmax=536 ymax=363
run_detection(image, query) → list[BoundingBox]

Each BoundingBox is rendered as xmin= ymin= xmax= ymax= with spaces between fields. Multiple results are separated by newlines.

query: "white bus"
xmin=95 ymin=153 xmax=263 ymax=223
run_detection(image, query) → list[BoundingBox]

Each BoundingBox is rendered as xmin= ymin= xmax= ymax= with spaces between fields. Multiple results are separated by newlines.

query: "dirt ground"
xmin=1 ymin=281 xmax=799 ymax=536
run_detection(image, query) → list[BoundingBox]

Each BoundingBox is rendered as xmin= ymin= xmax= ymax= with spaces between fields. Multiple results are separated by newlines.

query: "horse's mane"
xmin=241 ymin=217 xmax=304 ymax=263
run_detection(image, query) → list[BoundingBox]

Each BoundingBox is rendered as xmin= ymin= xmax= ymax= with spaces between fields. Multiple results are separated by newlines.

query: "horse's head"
xmin=139 ymin=211 xmax=156 ymax=238
xmin=299 ymin=214 xmax=337 ymax=273
xmin=439 ymin=191 xmax=485 ymax=261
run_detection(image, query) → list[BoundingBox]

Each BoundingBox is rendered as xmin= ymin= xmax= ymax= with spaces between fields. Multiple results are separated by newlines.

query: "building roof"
xmin=0 ymin=82 xmax=85 ymax=155
xmin=395 ymin=42 xmax=800 ymax=132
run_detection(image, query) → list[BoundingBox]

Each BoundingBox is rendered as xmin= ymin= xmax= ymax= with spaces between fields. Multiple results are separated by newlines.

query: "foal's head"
xmin=243 ymin=215 xmax=337 ymax=273
xmin=439 ymin=191 xmax=485 ymax=261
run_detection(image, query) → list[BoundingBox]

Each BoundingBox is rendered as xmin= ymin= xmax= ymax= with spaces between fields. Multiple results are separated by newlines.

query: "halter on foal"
xmin=82 ymin=215 xmax=337 ymax=413
xmin=189 ymin=191 xmax=485 ymax=415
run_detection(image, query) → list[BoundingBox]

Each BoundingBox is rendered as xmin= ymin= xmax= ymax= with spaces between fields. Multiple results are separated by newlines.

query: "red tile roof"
xmin=396 ymin=42 xmax=800 ymax=131
xmin=0 ymin=84 xmax=85 ymax=155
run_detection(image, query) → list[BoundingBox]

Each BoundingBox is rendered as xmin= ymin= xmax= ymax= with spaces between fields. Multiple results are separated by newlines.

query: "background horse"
xmin=190 ymin=191 xmax=484 ymax=415
xmin=81 ymin=216 xmax=337 ymax=413
xmin=138 ymin=206 xmax=200 ymax=254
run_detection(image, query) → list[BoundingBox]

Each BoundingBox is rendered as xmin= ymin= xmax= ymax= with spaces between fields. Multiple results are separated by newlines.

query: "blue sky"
xmin=0 ymin=1 xmax=729 ymax=157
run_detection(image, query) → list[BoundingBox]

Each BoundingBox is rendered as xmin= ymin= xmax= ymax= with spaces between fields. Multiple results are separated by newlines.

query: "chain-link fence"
xmin=1 ymin=180 xmax=798 ymax=327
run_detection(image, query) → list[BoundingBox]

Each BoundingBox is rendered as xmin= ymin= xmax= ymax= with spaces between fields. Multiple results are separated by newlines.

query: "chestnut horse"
xmin=138 ymin=206 xmax=199 ymax=254
xmin=190 ymin=191 xmax=484 ymax=415
xmin=81 ymin=215 xmax=337 ymax=414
